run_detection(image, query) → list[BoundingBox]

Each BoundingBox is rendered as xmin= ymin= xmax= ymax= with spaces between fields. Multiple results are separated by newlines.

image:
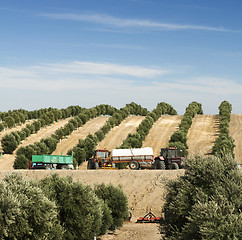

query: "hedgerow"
xmin=212 ymin=101 xmax=235 ymax=157
xmin=119 ymin=102 xmax=177 ymax=149
xmin=168 ymin=102 xmax=203 ymax=157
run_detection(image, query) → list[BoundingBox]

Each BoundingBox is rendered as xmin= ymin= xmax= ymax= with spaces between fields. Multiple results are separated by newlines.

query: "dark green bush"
xmin=40 ymin=175 xmax=103 ymax=240
xmin=162 ymin=154 xmax=242 ymax=239
xmin=94 ymin=183 xmax=129 ymax=231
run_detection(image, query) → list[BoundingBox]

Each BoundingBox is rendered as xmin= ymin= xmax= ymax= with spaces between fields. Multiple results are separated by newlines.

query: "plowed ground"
xmin=97 ymin=116 xmax=145 ymax=150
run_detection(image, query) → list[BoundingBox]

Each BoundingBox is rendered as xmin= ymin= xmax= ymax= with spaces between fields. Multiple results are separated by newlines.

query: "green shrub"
xmin=40 ymin=175 xmax=103 ymax=240
xmin=0 ymin=173 xmax=63 ymax=239
xmin=1 ymin=134 xmax=18 ymax=154
xmin=162 ymin=155 xmax=242 ymax=239
xmin=94 ymin=183 xmax=129 ymax=231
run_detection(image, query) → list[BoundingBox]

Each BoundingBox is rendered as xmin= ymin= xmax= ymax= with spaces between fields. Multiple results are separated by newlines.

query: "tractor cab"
xmin=160 ymin=147 xmax=185 ymax=169
xmin=87 ymin=149 xmax=111 ymax=169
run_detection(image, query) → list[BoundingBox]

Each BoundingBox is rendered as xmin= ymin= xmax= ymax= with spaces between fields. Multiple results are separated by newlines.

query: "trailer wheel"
xmin=172 ymin=163 xmax=179 ymax=170
xmin=129 ymin=161 xmax=139 ymax=170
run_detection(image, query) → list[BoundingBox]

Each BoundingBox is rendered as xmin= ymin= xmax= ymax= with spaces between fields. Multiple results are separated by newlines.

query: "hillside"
xmin=187 ymin=115 xmax=220 ymax=156
xmin=1 ymin=113 xmax=242 ymax=169
xmin=52 ymin=116 xmax=109 ymax=155
xmin=229 ymin=114 xmax=242 ymax=164
xmin=0 ymin=117 xmax=72 ymax=170
xmin=142 ymin=115 xmax=182 ymax=156
xmin=97 ymin=116 xmax=145 ymax=150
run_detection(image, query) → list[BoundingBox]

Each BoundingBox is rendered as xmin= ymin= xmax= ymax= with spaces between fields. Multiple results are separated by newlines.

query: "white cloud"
xmin=40 ymin=13 xmax=233 ymax=32
xmin=32 ymin=61 xmax=167 ymax=78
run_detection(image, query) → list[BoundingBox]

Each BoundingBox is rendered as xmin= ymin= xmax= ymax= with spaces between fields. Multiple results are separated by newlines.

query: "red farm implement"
xmin=136 ymin=212 xmax=162 ymax=223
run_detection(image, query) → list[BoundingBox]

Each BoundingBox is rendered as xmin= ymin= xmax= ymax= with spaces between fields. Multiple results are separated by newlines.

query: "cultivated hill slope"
xmin=187 ymin=115 xmax=220 ymax=156
xmin=142 ymin=115 xmax=182 ymax=156
xmin=229 ymin=114 xmax=242 ymax=164
xmin=96 ymin=116 xmax=145 ymax=150
xmin=52 ymin=116 xmax=109 ymax=155
xmin=0 ymin=117 xmax=72 ymax=170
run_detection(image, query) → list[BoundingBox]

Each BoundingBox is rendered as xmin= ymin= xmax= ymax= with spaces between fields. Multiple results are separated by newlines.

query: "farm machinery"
xmin=87 ymin=147 xmax=185 ymax=170
xmin=28 ymin=154 xmax=74 ymax=170
xmin=136 ymin=212 xmax=162 ymax=223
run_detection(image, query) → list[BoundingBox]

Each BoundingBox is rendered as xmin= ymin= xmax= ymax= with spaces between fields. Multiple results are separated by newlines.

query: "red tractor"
xmin=87 ymin=149 xmax=113 ymax=169
xmin=153 ymin=147 xmax=185 ymax=170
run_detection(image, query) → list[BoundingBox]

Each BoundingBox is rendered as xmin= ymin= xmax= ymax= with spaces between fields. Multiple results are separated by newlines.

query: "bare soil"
xmin=229 ymin=114 xmax=242 ymax=164
xmin=97 ymin=116 xmax=145 ymax=150
xmin=142 ymin=115 xmax=182 ymax=156
xmin=187 ymin=115 xmax=220 ymax=156
xmin=52 ymin=116 xmax=109 ymax=155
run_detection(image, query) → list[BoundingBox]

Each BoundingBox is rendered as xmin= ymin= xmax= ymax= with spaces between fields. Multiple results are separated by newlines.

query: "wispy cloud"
xmin=1 ymin=62 xmax=242 ymax=97
xmin=39 ymin=12 xmax=235 ymax=32
xmin=32 ymin=61 xmax=167 ymax=78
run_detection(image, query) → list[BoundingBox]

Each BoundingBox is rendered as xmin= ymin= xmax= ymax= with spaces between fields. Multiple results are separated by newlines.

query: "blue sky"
xmin=1 ymin=0 xmax=242 ymax=114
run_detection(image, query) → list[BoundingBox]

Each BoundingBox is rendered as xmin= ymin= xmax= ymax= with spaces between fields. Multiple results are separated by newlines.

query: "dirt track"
xmin=229 ymin=114 xmax=242 ymax=164
xmin=142 ymin=115 xmax=182 ymax=156
xmin=97 ymin=116 xmax=145 ymax=150
xmin=52 ymin=116 xmax=109 ymax=155
xmin=187 ymin=115 xmax=220 ymax=156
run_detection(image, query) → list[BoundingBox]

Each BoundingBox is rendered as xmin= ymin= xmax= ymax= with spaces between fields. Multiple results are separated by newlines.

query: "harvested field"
xmin=229 ymin=114 xmax=242 ymax=164
xmin=187 ymin=115 xmax=220 ymax=156
xmin=52 ymin=116 xmax=109 ymax=155
xmin=0 ymin=118 xmax=72 ymax=170
xmin=97 ymin=116 xmax=145 ymax=150
xmin=142 ymin=115 xmax=182 ymax=156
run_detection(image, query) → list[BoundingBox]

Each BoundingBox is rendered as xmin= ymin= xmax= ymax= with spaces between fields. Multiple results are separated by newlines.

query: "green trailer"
xmin=29 ymin=154 xmax=73 ymax=170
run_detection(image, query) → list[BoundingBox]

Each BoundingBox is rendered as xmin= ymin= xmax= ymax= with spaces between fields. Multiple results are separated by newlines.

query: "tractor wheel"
xmin=172 ymin=163 xmax=179 ymax=170
xmin=94 ymin=162 xmax=99 ymax=169
xmin=87 ymin=160 xmax=94 ymax=169
xmin=129 ymin=161 xmax=139 ymax=170
xmin=154 ymin=159 xmax=165 ymax=169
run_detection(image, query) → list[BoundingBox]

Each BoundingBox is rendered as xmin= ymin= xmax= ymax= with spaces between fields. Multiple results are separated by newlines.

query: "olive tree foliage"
xmin=0 ymin=173 xmax=63 ymax=240
xmin=39 ymin=175 xmax=104 ymax=240
xmin=94 ymin=183 xmax=129 ymax=231
xmin=169 ymin=102 xmax=203 ymax=157
xmin=162 ymin=155 xmax=242 ymax=240
xmin=119 ymin=102 xmax=177 ymax=149
xmin=213 ymin=101 xmax=235 ymax=157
